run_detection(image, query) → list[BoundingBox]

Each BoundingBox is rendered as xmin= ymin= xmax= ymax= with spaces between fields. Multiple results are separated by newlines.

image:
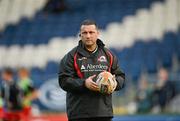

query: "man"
xmin=153 ymin=68 xmax=176 ymax=112
xmin=0 ymin=68 xmax=22 ymax=121
xmin=59 ymin=19 xmax=125 ymax=121
xmin=17 ymin=67 xmax=38 ymax=120
xmin=0 ymin=96 xmax=3 ymax=119
xmin=136 ymin=77 xmax=153 ymax=113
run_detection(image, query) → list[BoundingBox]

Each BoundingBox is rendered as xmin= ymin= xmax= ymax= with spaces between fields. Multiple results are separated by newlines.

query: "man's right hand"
xmin=85 ymin=75 xmax=99 ymax=92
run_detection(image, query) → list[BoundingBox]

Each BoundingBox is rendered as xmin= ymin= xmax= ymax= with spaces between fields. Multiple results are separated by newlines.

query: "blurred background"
xmin=0 ymin=0 xmax=180 ymax=120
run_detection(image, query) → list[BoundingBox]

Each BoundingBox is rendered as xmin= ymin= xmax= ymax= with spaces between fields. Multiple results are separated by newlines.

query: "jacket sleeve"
xmin=58 ymin=52 xmax=86 ymax=93
xmin=111 ymin=54 xmax=125 ymax=91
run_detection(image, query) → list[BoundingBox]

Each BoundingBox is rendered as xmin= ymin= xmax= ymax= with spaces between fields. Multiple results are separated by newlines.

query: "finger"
xmin=89 ymin=74 xmax=96 ymax=79
xmin=91 ymin=84 xmax=99 ymax=90
xmin=91 ymin=84 xmax=99 ymax=89
xmin=113 ymin=75 xmax=116 ymax=80
xmin=89 ymin=81 xmax=99 ymax=89
xmin=90 ymin=85 xmax=100 ymax=91
xmin=90 ymin=81 xmax=99 ymax=88
xmin=112 ymin=80 xmax=117 ymax=92
xmin=91 ymin=81 xmax=98 ymax=86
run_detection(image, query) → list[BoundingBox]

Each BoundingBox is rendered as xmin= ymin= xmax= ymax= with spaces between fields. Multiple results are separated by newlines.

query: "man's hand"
xmin=85 ymin=75 xmax=99 ymax=91
xmin=111 ymin=75 xmax=117 ymax=93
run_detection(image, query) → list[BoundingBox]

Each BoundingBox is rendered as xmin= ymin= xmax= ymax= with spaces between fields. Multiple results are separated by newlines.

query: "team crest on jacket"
xmin=81 ymin=65 xmax=86 ymax=70
xmin=98 ymin=56 xmax=107 ymax=62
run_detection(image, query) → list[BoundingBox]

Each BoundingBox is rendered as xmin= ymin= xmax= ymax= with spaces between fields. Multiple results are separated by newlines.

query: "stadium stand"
xmin=0 ymin=0 xmax=180 ymax=120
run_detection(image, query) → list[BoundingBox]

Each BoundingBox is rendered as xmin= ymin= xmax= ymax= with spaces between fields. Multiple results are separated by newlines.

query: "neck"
xmin=85 ymin=44 xmax=97 ymax=52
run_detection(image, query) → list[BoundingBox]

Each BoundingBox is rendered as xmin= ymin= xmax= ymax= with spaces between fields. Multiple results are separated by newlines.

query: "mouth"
xmin=85 ymin=39 xmax=92 ymax=42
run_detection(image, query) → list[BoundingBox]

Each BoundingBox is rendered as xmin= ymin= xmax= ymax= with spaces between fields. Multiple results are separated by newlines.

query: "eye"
xmin=89 ymin=31 xmax=95 ymax=34
xmin=82 ymin=32 xmax=87 ymax=35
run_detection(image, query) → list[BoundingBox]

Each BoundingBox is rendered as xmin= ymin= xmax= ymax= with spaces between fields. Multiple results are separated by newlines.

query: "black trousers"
xmin=69 ymin=117 xmax=112 ymax=121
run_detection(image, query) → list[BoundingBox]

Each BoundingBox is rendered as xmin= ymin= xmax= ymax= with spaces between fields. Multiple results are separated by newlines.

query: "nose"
xmin=86 ymin=33 xmax=90 ymax=38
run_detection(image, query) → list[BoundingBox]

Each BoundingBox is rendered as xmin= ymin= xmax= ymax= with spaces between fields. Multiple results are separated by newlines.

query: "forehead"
xmin=80 ymin=25 xmax=97 ymax=32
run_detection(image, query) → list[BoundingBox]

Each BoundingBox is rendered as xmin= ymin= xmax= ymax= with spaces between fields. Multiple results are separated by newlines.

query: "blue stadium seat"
xmin=44 ymin=61 xmax=58 ymax=75
xmin=0 ymin=0 xmax=165 ymax=46
xmin=0 ymin=0 xmax=178 ymax=83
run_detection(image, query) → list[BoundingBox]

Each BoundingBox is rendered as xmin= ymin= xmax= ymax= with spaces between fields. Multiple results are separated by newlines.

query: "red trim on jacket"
xmin=74 ymin=53 xmax=84 ymax=78
xmin=107 ymin=50 xmax=113 ymax=72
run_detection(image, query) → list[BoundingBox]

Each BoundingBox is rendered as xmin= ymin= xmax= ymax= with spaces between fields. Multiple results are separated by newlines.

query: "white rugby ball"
xmin=96 ymin=71 xmax=115 ymax=94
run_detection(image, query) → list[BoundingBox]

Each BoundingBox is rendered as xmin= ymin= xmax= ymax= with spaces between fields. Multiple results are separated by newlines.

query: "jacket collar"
xmin=77 ymin=39 xmax=105 ymax=56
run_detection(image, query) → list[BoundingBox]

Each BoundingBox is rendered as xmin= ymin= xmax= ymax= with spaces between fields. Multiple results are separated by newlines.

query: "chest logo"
xmin=98 ymin=56 xmax=107 ymax=62
xmin=81 ymin=65 xmax=86 ymax=70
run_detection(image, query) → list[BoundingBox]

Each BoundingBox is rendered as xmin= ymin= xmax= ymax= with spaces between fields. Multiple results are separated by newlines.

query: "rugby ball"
xmin=96 ymin=71 xmax=115 ymax=94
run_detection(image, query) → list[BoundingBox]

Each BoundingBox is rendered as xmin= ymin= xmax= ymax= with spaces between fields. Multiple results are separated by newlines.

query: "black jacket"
xmin=1 ymin=81 xmax=22 ymax=111
xmin=58 ymin=39 xmax=125 ymax=120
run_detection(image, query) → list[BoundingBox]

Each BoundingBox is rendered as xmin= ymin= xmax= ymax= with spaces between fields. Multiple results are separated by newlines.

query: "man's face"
xmin=158 ymin=69 xmax=168 ymax=81
xmin=1 ymin=72 xmax=11 ymax=82
xmin=18 ymin=69 xmax=28 ymax=79
xmin=80 ymin=25 xmax=99 ymax=47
